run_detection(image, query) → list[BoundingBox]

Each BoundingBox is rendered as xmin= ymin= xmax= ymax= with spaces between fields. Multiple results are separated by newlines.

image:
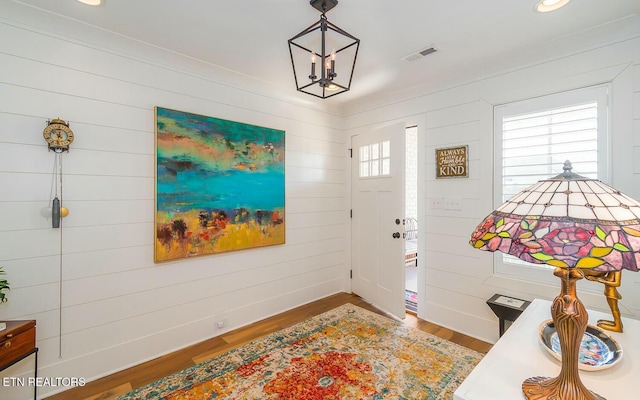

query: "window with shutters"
xmin=493 ymin=85 xmax=610 ymax=283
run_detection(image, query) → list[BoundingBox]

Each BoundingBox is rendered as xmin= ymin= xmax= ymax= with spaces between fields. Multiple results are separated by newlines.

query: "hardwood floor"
xmin=46 ymin=292 xmax=492 ymax=400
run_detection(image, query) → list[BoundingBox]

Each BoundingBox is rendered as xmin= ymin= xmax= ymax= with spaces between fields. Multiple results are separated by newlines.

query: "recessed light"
xmin=535 ymin=0 xmax=571 ymax=12
xmin=77 ymin=0 xmax=103 ymax=6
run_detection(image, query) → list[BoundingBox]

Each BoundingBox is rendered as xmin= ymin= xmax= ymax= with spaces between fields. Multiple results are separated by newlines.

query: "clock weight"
xmin=52 ymin=196 xmax=60 ymax=228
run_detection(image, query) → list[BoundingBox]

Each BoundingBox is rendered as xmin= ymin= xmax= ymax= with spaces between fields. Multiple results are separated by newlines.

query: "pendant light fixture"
xmin=288 ymin=0 xmax=360 ymax=99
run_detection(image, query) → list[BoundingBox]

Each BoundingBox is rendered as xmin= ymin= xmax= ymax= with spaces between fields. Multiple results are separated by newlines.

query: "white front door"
xmin=351 ymin=122 xmax=406 ymax=319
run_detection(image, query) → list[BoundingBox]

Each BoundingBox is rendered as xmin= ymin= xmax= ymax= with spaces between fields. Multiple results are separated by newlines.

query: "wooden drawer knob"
xmin=3 ymin=341 xmax=11 ymax=349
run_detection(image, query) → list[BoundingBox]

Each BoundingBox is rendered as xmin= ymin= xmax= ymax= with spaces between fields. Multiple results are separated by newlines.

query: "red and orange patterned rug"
xmin=118 ymin=304 xmax=483 ymax=399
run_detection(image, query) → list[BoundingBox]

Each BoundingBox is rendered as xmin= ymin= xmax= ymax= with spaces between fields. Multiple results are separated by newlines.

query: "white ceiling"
xmin=12 ymin=0 xmax=640 ymax=107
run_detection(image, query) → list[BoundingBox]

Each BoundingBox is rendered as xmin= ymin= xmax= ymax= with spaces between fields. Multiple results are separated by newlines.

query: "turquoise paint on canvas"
xmin=154 ymin=107 xmax=285 ymax=262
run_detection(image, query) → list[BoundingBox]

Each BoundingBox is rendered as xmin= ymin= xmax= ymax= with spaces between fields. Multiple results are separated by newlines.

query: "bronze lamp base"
xmin=522 ymin=268 xmax=605 ymax=400
xmin=522 ymin=375 xmax=605 ymax=400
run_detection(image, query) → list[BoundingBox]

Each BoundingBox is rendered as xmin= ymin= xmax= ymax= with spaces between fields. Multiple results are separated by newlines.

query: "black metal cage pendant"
xmin=288 ymin=0 xmax=360 ymax=99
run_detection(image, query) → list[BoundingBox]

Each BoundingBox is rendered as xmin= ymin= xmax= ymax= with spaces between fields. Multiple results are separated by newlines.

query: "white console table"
xmin=454 ymin=298 xmax=639 ymax=400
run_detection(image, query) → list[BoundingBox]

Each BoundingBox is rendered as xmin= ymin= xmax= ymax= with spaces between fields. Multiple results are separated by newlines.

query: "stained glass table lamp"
xmin=469 ymin=160 xmax=640 ymax=400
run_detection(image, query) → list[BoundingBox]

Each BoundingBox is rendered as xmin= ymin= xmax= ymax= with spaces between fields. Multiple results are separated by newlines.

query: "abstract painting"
xmin=154 ymin=107 xmax=285 ymax=262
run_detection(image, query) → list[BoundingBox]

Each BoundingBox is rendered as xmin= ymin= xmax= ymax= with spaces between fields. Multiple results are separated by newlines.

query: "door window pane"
xmin=359 ymin=141 xmax=391 ymax=178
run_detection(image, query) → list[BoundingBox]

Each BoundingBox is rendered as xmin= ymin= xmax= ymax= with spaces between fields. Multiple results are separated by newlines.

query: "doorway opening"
xmin=404 ymin=126 xmax=418 ymax=312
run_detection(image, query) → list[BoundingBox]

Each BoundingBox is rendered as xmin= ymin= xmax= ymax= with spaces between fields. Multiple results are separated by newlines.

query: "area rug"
xmin=117 ymin=303 xmax=483 ymax=399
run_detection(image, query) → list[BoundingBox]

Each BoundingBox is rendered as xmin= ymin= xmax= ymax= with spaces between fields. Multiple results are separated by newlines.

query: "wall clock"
xmin=43 ymin=118 xmax=73 ymax=228
xmin=43 ymin=118 xmax=74 ymax=153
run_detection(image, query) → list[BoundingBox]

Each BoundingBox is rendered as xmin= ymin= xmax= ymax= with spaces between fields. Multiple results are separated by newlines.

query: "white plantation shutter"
xmin=502 ymin=102 xmax=598 ymax=201
xmin=493 ymin=85 xmax=609 ymax=283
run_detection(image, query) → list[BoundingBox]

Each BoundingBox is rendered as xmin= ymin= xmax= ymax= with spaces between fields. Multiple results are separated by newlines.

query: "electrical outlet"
xmin=215 ymin=318 xmax=228 ymax=330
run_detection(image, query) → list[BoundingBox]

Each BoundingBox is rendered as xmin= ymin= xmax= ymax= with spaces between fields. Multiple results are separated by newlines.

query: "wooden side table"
xmin=0 ymin=320 xmax=38 ymax=400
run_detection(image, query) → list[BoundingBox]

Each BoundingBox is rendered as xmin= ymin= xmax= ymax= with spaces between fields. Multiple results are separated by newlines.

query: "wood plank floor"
xmin=46 ymin=292 xmax=492 ymax=400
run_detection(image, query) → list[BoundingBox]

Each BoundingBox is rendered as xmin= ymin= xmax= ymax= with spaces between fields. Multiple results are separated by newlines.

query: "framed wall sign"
xmin=436 ymin=145 xmax=468 ymax=179
xmin=154 ymin=107 xmax=285 ymax=262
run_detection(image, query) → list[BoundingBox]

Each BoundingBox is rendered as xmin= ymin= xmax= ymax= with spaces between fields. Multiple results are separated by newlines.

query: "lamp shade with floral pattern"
xmin=470 ymin=161 xmax=640 ymax=272
xmin=469 ymin=160 xmax=640 ymax=400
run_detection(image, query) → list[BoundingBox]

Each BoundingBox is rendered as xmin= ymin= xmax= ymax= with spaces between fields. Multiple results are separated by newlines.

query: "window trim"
xmin=492 ymin=84 xmax=610 ymax=285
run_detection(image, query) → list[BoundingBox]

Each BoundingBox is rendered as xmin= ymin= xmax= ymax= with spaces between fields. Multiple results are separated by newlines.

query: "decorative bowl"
xmin=538 ymin=319 xmax=622 ymax=371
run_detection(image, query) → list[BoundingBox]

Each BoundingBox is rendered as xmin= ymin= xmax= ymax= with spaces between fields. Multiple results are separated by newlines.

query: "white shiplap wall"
xmin=0 ymin=3 xmax=348 ymax=399
xmin=344 ymin=25 xmax=640 ymax=345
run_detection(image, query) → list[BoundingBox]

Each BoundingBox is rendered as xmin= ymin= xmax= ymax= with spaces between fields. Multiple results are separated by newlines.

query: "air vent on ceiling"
xmin=401 ymin=46 xmax=438 ymax=62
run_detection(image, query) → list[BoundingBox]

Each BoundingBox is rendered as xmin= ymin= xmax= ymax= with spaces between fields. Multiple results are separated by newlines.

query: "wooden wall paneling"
xmin=634 ymin=91 xmax=640 ymax=120
xmin=62 ymin=239 xmax=344 ymax=318
xmin=0 ymin=4 xmax=348 ymax=395
xmin=479 ymin=60 xmax=631 ymax=107
xmin=0 ymin=201 xmax=60 ymax=231
xmin=424 ymin=101 xmax=481 ymax=130
xmin=423 ymin=249 xmax=491 ymax=280
xmin=0 ymin=13 xmax=342 ymax=125
xmin=290 ymin=124 xmax=344 ymax=143
xmin=49 ymin=259 xmax=345 ymax=363
xmin=0 ymin=85 xmax=150 ymax=133
xmin=285 ymin=210 xmax=344 ymax=230
xmin=0 ymin=227 xmax=60 ymax=260
xmin=285 ymin=225 xmax=344 ymax=245
xmin=69 ymin=123 xmax=153 ymax=154
xmin=0 ymin=172 xmax=51 ymax=202
xmin=0 ymin=281 xmax=58 ymax=316
xmin=286 ymin=133 xmax=346 ymax=156
xmin=634 ymin=64 xmax=640 ymax=92
xmin=65 ymin=151 xmax=154 ymax=178
xmin=425 ymin=268 xmax=496 ymax=305
xmin=427 ymin=121 xmax=479 ymax=147
xmin=61 ymin=246 xmax=152 ymax=280
xmin=423 ymin=285 xmax=497 ymax=343
xmin=286 ymin=197 xmax=345 ymax=213
xmin=63 ymin=200 xmax=154 ymax=227
xmin=286 ymin=167 xmax=345 ymax=184
xmin=423 ymin=215 xmax=480 ymax=239
xmin=0 ymin=256 xmax=59 ymax=288
xmin=423 ymin=231 xmax=476 ymax=259
xmin=0 ymin=113 xmax=54 ymax=146
xmin=286 ymin=181 xmax=344 ymax=198
xmin=424 ymin=175 xmax=483 ymax=200
xmin=63 ymin=223 xmax=151 ymax=254
xmin=286 ymin=151 xmax=345 ymax=170
xmin=63 ymin=175 xmax=153 ymax=201
xmin=0 ymin=142 xmax=53 ymax=173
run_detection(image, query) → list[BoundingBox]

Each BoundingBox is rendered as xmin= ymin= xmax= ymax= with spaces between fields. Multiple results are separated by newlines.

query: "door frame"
xmin=346 ymin=115 xmax=426 ymax=317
